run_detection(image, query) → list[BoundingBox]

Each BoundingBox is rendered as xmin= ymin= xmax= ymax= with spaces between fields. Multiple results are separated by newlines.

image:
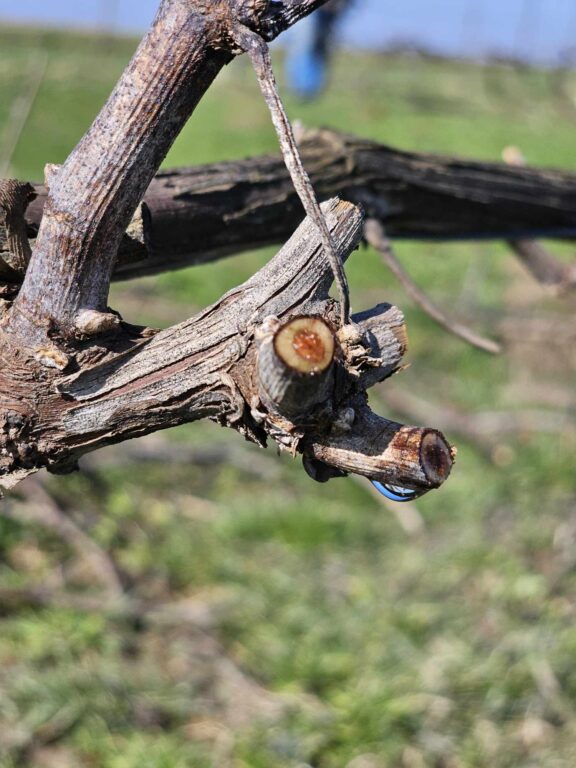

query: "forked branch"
xmin=0 ymin=2 xmax=455 ymax=498
xmin=0 ymin=199 xmax=454 ymax=494
xmin=5 ymin=0 xmax=334 ymax=344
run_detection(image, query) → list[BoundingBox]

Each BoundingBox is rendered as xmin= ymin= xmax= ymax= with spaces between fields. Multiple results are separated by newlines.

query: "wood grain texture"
xmin=8 ymin=0 xmax=230 ymax=341
xmin=5 ymin=0 xmax=332 ymax=342
xmin=0 ymin=200 xmax=453 ymax=494
xmin=0 ymin=2 xmax=456 ymax=497
xmin=305 ymin=408 xmax=454 ymax=490
xmin=7 ymin=127 xmax=576 ymax=286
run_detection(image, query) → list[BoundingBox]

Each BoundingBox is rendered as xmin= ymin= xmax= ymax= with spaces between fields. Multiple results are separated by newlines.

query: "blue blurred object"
xmin=285 ymin=1 xmax=352 ymax=99
xmin=370 ymin=480 xmax=422 ymax=503
xmin=285 ymin=16 xmax=327 ymax=99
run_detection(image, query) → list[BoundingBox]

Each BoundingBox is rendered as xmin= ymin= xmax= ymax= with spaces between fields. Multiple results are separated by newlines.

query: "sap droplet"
xmin=370 ymin=480 xmax=421 ymax=503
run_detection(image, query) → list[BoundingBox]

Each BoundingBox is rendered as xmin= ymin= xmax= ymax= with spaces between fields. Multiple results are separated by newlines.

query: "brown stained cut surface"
xmin=293 ymin=329 xmax=325 ymax=365
xmin=420 ymin=431 xmax=455 ymax=486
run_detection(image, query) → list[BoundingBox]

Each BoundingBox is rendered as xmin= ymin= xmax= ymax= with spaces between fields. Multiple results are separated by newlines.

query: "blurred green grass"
xmin=1 ymin=25 xmax=576 ymax=768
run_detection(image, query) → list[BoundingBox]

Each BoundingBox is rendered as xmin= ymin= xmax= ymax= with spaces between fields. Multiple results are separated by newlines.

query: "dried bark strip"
xmin=237 ymin=26 xmax=350 ymax=322
xmin=0 ymin=179 xmax=35 ymax=277
xmin=365 ymin=218 xmax=502 ymax=355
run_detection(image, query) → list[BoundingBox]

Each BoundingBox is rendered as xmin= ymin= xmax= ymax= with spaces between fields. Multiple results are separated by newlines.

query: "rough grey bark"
xmin=0 ymin=199 xmax=454 ymax=492
xmin=8 ymin=128 xmax=576 ymax=285
xmin=0 ymin=1 xmax=455 ymax=497
xmin=5 ymin=0 xmax=331 ymax=342
xmin=7 ymin=0 xmax=231 ymax=341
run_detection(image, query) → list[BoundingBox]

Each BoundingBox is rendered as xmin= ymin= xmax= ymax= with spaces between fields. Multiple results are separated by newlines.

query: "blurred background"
xmin=0 ymin=2 xmax=575 ymax=767
xmin=4 ymin=0 xmax=576 ymax=64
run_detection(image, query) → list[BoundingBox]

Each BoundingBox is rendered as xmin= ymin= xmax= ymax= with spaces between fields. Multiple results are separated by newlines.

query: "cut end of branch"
xmin=305 ymin=407 xmax=455 ymax=493
xmin=274 ymin=316 xmax=334 ymax=374
xmin=258 ymin=315 xmax=335 ymax=422
xmin=420 ymin=430 xmax=456 ymax=487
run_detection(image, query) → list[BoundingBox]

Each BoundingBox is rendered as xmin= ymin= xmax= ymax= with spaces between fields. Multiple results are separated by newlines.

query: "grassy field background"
xmin=0 ymin=25 xmax=575 ymax=768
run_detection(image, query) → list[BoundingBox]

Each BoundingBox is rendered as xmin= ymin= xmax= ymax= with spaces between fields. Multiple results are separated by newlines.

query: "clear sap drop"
xmin=371 ymin=480 xmax=421 ymax=503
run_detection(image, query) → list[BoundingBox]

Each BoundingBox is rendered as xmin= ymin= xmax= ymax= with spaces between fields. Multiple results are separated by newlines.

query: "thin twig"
xmin=7 ymin=477 xmax=125 ymax=598
xmin=502 ymin=146 xmax=576 ymax=293
xmin=233 ymin=24 xmax=350 ymax=325
xmin=383 ymin=386 xmax=574 ymax=457
xmin=365 ymin=218 xmax=502 ymax=355
xmin=508 ymin=239 xmax=576 ymax=293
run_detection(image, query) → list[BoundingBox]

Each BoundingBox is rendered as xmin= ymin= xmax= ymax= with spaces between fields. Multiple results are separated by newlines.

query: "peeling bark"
xmin=6 ymin=128 xmax=576 ymax=286
xmin=0 ymin=200 xmax=453 ymax=494
xmin=0 ymin=1 xmax=456 ymax=498
xmin=4 ymin=0 xmax=331 ymax=343
xmin=0 ymin=180 xmax=35 ymax=282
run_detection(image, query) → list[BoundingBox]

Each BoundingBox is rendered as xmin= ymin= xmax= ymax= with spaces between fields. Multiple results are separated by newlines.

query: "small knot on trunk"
xmin=75 ymin=310 xmax=121 ymax=337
